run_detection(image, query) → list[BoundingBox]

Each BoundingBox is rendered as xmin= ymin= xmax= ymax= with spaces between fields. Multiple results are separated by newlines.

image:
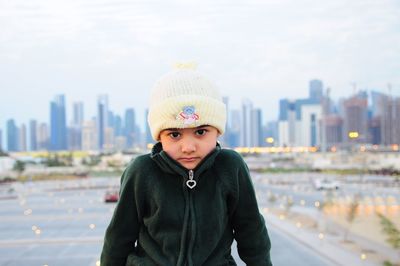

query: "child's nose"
xmin=181 ymin=138 xmax=196 ymax=153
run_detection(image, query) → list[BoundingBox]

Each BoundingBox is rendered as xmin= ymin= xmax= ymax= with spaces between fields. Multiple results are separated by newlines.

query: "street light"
xmin=348 ymin=131 xmax=359 ymax=139
xmin=265 ymin=137 xmax=274 ymax=147
xmin=348 ymin=131 xmax=359 ymax=153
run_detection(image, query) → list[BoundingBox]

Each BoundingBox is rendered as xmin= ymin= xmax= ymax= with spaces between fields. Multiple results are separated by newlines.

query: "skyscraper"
xmin=342 ymin=93 xmax=368 ymax=143
xmin=6 ymin=119 xmax=18 ymax=151
xmin=278 ymin=92 xmax=322 ymax=147
xmin=37 ymin=123 xmax=49 ymax=150
xmin=298 ymin=104 xmax=322 ymax=147
xmin=82 ymin=120 xmax=97 ymax=151
xmin=278 ymin=99 xmax=296 ymax=147
xmin=70 ymin=101 xmax=84 ymax=150
xmin=309 ymin=79 xmax=323 ymax=101
xmin=251 ymin=108 xmax=263 ymax=147
xmin=369 ymin=116 xmax=381 ymax=145
xmin=29 ymin=120 xmax=37 ymax=151
xmin=97 ymin=95 xmax=109 ymax=150
xmin=240 ymin=99 xmax=253 ymax=147
xmin=325 ymin=115 xmax=343 ymax=147
xmin=380 ymin=95 xmax=400 ymax=145
xmin=114 ymin=114 xmax=123 ymax=137
xmin=227 ymin=109 xmax=240 ymax=148
xmin=104 ymin=127 xmax=115 ymax=151
xmin=19 ymin=124 xmax=27 ymax=151
xmin=124 ymin=108 xmax=136 ymax=148
xmin=73 ymin=101 xmax=84 ymax=126
xmin=50 ymin=95 xmax=67 ymax=150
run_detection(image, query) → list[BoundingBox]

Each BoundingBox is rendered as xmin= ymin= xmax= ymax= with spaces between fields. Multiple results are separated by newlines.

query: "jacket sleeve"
xmin=100 ymin=161 xmax=140 ymax=266
xmin=231 ymin=160 xmax=272 ymax=266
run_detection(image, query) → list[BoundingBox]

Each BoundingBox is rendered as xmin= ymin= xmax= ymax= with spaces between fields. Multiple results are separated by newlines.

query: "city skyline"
xmin=1 ymin=81 xmax=399 ymax=135
xmin=2 ymin=84 xmax=400 ymax=152
xmin=1 ymin=0 xmax=400 ymax=135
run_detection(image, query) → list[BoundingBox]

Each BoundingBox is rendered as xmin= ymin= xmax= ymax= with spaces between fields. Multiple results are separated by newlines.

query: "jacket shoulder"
xmin=126 ymin=153 xmax=155 ymax=172
xmin=217 ymin=148 xmax=246 ymax=168
xmin=121 ymin=153 xmax=156 ymax=184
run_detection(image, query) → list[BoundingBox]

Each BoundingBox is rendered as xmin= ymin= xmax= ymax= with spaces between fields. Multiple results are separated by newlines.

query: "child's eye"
xmin=195 ymin=129 xmax=207 ymax=136
xmin=169 ymin=132 xmax=181 ymax=139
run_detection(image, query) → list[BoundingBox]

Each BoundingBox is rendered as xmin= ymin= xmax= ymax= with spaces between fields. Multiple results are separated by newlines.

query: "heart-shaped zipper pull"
xmin=186 ymin=180 xmax=197 ymax=189
xmin=186 ymin=170 xmax=196 ymax=189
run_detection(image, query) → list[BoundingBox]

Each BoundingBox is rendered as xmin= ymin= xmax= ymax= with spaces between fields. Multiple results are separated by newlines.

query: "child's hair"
xmin=147 ymin=69 xmax=227 ymax=141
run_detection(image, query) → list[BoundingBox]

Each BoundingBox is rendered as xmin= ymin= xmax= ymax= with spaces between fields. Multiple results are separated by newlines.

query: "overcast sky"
xmin=1 ymin=0 xmax=399 ymax=135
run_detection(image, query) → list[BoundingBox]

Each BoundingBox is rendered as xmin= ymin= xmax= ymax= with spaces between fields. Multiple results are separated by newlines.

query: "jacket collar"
xmin=150 ymin=142 xmax=221 ymax=178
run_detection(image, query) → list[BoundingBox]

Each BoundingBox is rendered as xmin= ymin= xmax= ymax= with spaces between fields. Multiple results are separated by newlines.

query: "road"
xmin=0 ymin=176 xmax=369 ymax=266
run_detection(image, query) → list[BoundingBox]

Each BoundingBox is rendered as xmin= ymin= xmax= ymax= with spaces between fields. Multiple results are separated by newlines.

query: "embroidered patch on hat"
xmin=176 ymin=106 xmax=200 ymax=126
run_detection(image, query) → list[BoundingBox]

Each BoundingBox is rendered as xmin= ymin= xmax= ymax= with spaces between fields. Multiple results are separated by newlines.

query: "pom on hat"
xmin=147 ymin=69 xmax=227 ymax=141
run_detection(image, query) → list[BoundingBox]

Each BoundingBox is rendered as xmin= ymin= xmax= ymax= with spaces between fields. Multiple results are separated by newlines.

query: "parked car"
xmin=312 ymin=178 xmax=340 ymax=190
xmin=104 ymin=190 xmax=119 ymax=203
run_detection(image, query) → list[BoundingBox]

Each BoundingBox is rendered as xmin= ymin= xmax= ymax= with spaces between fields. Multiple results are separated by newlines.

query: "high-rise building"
xmin=135 ymin=124 xmax=142 ymax=148
xmin=37 ymin=123 xmax=49 ymax=150
xmin=114 ymin=115 xmax=123 ymax=137
xmin=264 ymin=121 xmax=278 ymax=146
xmin=124 ymin=108 xmax=136 ymax=148
xmin=145 ymin=109 xmax=153 ymax=147
xmin=108 ymin=111 xmax=115 ymax=129
xmin=97 ymin=95 xmax=109 ymax=150
xmin=325 ymin=115 xmax=343 ymax=147
xmin=19 ymin=124 xmax=27 ymax=151
xmin=6 ymin=119 xmax=18 ymax=151
xmin=278 ymin=83 xmax=322 ymax=147
xmin=50 ymin=94 xmax=67 ymax=150
xmin=298 ymin=104 xmax=322 ymax=147
xmin=278 ymin=99 xmax=296 ymax=147
xmin=239 ymin=99 xmax=264 ymax=147
xmin=370 ymin=91 xmax=386 ymax=117
xmin=380 ymin=96 xmax=400 ymax=145
xmin=82 ymin=120 xmax=97 ymax=151
xmin=29 ymin=120 xmax=38 ymax=151
xmin=369 ymin=116 xmax=381 ymax=145
xmin=342 ymin=93 xmax=368 ymax=143
xmin=251 ymin=108 xmax=263 ymax=147
xmin=104 ymin=127 xmax=115 ymax=151
xmin=67 ymin=127 xmax=80 ymax=150
xmin=227 ymin=109 xmax=240 ymax=148
xmin=240 ymin=99 xmax=253 ymax=147
xmin=309 ymin=79 xmax=323 ymax=101
xmin=73 ymin=102 xmax=84 ymax=126
xmin=69 ymin=102 xmax=84 ymax=150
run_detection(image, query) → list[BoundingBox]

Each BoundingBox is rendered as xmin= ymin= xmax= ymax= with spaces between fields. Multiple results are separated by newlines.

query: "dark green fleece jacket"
xmin=101 ymin=143 xmax=272 ymax=266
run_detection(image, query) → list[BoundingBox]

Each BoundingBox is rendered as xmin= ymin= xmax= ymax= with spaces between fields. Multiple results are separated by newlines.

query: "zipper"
xmin=186 ymin=170 xmax=196 ymax=266
xmin=186 ymin=170 xmax=196 ymax=189
xmin=177 ymin=170 xmax=196 ymax=266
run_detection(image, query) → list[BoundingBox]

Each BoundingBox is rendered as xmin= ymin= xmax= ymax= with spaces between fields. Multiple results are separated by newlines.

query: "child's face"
xmin=159 ymin=125 xmax=219 ymax=170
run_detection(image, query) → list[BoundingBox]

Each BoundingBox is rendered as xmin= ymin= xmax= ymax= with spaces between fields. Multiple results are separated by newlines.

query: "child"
xmin=100 ymin=69 xmax=272 ymax=266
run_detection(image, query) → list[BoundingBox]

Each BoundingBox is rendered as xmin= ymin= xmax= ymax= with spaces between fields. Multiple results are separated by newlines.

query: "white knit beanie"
xmin=147 ymin=69 xmax=226 ymax=141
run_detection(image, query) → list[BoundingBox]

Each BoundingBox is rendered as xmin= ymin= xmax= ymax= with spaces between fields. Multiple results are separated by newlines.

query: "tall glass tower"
xmin=124 ymin=108 xmax=135 ymax=148
xmin=7 ymin=119 xmax=19 ymax=151
xmin=309 ymin=79 xmax=323 ymax=101
xmin=97 ymin=95 xmax=109 ymax=150
xmin=29 ymin=120 xmax=37 ymax=151
xmin=50 ymin=94 xmax=67 ymax=150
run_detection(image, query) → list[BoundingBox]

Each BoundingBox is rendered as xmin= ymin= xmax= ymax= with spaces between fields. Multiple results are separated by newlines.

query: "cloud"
xmin=0 ymin=0 xmax=400 ymax=128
